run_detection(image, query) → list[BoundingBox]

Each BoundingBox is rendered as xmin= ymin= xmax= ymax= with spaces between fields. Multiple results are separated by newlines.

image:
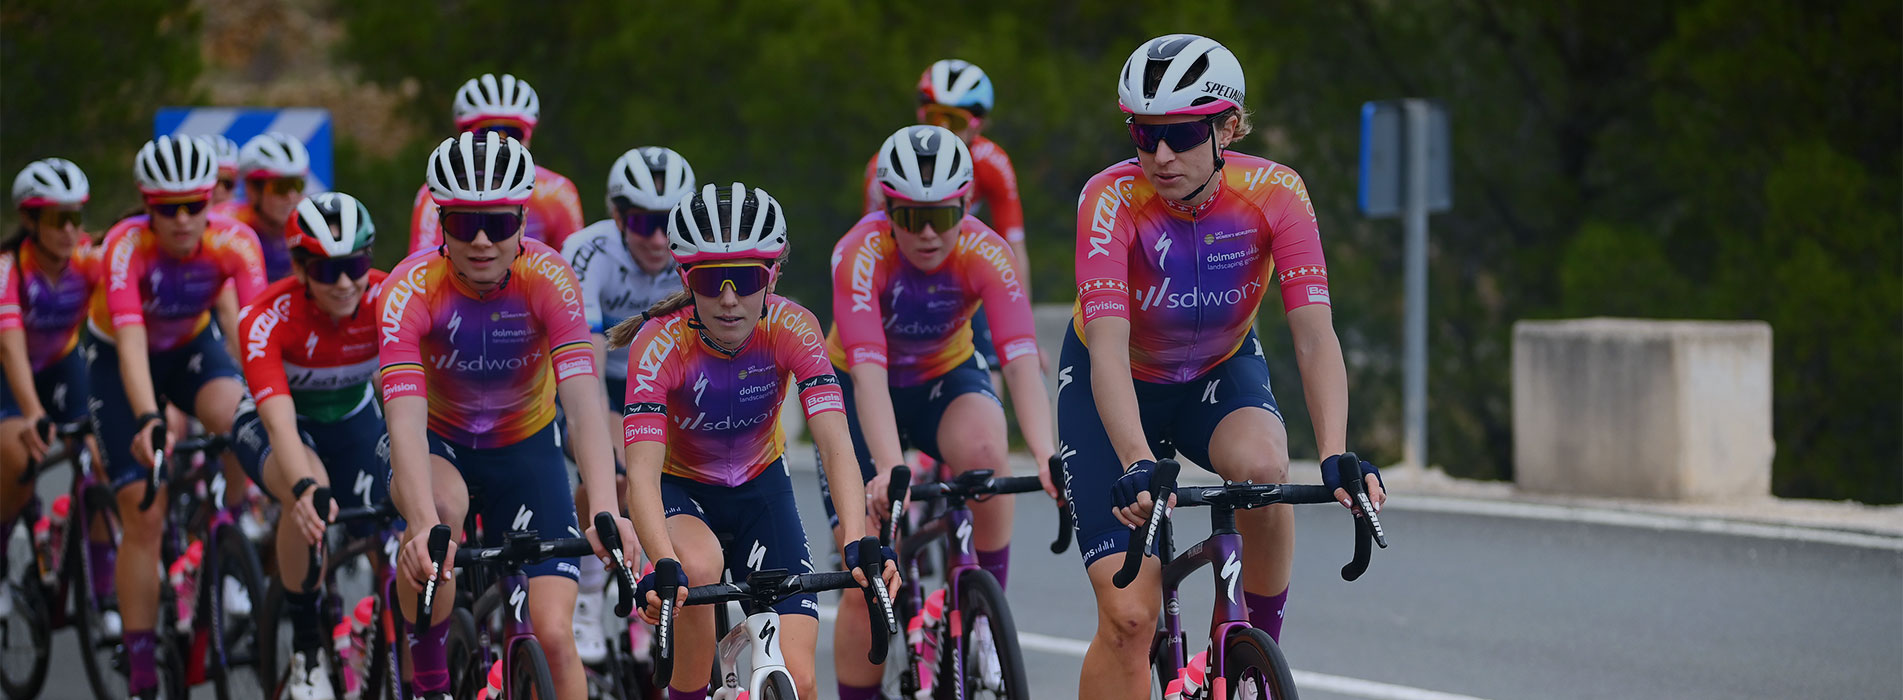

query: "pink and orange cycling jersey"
xmin=826 ymin=213 xmax=1038 ymax=386
xmin=405 ymin=166 xmax=586 ymax=253
xmin=0 ymin=241 xmax=103 ymax=370
xmin=862 ymin=135 xmax=1025 ymax=244
xmin=622 ymin=295 xmax=846 ymax=487
xmin=377 ymin=239 xmax=596 ymax=448
xmin=89 ymin=213 xmax=268 ymax=351
xmin=1073 ymin=153 xmax=1329 ymax=384
xmin=240 ymin=270 xmax=388 ymax=423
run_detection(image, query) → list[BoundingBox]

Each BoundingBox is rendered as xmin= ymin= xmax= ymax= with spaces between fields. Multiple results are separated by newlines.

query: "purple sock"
xmin=407 ymin=618 xmax=451 ymax=693
xmin=667 ymin=686 xmax=709 ymax=700
xmin=126 ymin=629 xmax=157 ymax=694
xmin=1246 ymin=587 xmax=1289 ymax=642
xmin=89 ymin=541 xmax=116 ymax=600
xmin=838 ymin=681 xmax=882 ymax=700
xmin=977 ymin=545 xmax=1010 ymax=590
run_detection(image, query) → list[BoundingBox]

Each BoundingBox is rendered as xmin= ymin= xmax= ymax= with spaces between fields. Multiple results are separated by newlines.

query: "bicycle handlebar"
xmin=416 ymin=524 xmax=451 ymax=628
xmin=138 ymin=423 xmax=170 ymax=511
xmin=1113 ymin=460 xmax=1180 ymax=588
xmin=652 ymin=562 xmax=893 ymax=688
xmin=19 ymin=418 xmax=91 ymax=483
xmin=303 ymin=486 xmax=332 ymax=591
xmin=591 ymin=512 xmax=638 ymax=619
xmin=883 ymin=465 xmax=911 ymax=547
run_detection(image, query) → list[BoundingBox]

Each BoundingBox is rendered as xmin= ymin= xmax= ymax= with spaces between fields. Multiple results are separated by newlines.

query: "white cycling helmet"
xmin=1117 ymin=34 xmax=1245 ymax=116
xmin=426 ymin=130 xmax=536 ymax=207
xmin=453 ymin=73 xmax=541 ymax=128
xmin=667 ymin=183 xmax=787 ymax=265
xmin=875 ymin=125 xmax=974 ymax=203
xmin=134 ymin=135 xmax=219 ymax=197
xmin=288 ymin=191 xmax=376 ymax=258
xmin=12 ymin=158 xmax=90 ymax=207
xmin=204 ymin=135 xmax=241 ymax=176
xmin=918 ymin=59 xmax=995 ymax=115
xmin=606 ymin=146 xmax=696 ymax=213
xmin=238 ymin=132 xmax=312 ymax=180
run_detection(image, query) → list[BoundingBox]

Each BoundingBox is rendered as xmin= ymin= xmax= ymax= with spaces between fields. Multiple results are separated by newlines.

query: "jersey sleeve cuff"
xmin=622 ymin=411 xmax=667 ymax=446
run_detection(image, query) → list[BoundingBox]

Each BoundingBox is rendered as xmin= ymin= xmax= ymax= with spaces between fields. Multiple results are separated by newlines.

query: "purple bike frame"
xmin=896 ymin=500 xmax=980 ymax=697
xmin=1153 ymin=525 xmax=1249 ymax=690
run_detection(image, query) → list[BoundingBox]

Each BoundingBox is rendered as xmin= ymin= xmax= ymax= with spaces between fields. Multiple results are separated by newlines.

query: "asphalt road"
xmin=19 ymin=466 xmax=1903 ymax=699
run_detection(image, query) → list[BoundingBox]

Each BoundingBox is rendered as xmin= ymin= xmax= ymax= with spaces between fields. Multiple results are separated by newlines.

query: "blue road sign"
xmin=154 ymin=107 xmax=333 ymax=197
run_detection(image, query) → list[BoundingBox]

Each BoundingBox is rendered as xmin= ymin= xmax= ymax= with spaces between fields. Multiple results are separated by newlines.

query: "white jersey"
xmin=560 ymin=219 xmax=681 ymax=380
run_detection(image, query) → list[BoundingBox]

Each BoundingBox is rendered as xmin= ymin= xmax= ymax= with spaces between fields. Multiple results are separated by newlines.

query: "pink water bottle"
xmin=483 ymin=658 xmax=505 ymax=699
xmin=169 ymin=540 xmax=204 ymax=633
xmin=334 ymin=620 xmax=362 ymax=700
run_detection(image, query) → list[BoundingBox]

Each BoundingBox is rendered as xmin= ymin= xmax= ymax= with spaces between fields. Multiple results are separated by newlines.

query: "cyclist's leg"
xmin=656 ymin=477 xmax=724 ymax=698
xmin=0 ymin=411 xmax=29 ymax=525
xmin=235 ymin=405 xmax=332 ymax=653
xmin=922 ymin=358 xmax=1013 ymax=586
xmin=393 ymin=444 xmax=467 ymax=695
xmin=91 ymin=335 xmax=172 ymax=695
xmin=820 ymin=367 xmax=884 ymax=699
xmin=1059 ymin=327 xmax=1169 ymax=700
xmin=1176 ymin=332 xmax=1292 ymax=641
xmin=168 ymin=329 xmax=248 ymax=509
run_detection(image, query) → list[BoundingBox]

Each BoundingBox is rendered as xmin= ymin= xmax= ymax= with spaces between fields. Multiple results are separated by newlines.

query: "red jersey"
xmin=377 ymin=240 xmax=596 ymax=448
xmin=862 ymin=135 xmax=1025 ymax=244
xmin=826 ymin=213 xmax=1038 ymax=386
xmin=1073 ymin=153 xmax=1329 ymax=384
xmin=239 ymin=270 xmax=388 ymax=423
xmin=90 ymin=213 xmax=268 ymax=351
xmin=405 ymin=166 xmax=586 ymax=253
xmin=622 ymin=296 xmax=845 ymax=487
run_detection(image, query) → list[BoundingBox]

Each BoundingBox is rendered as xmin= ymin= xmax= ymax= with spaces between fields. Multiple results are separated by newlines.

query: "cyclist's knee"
xmin=1095 ymin=588 xmax=1161 ymax=648
xmin=116 ymin=494 xmax=166 ymax=543
xmin=1218 ymin=449 xmax=1289 ymax=485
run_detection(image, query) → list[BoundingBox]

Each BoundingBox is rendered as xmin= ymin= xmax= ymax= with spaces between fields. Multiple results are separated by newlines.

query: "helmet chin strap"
xmin=1180 ymin=133 xmax=1227 ymax=203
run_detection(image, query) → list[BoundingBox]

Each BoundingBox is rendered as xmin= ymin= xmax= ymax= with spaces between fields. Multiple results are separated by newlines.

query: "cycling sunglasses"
xmin=1127 ymin=113 xmax=1223 ymax=154
xmin=618 ymin=208 xmax=669 ymax=238
xmin=39 ymin=209 xmax=83 ymax=229
xmin=684 ymin=262 xmax=773 ymax=298
xmin=247 ymin=176 xmax=306 ymax=196
xmin=304 ymin=254 xmax=373 ymax=284
xmin=468 ymin=121 xmax=527 ymax=142
xmin=149 ymin=199 xmax=209 ymax=218
xmin=921 ymin=104 xmax=979 ymax=133
xmin=216 ymin=178 xmax=236 ymax=191
xmin=887 ymin=203 xmax=964 ymax=233
xmin=438 ymin=209 xmax=524 ymax=243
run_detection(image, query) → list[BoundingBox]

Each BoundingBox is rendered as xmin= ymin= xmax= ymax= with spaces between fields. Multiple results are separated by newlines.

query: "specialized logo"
xmin=1203 ymin=81 xmax=1243 ymax=102
xmin=693 ymin=372 xmax=709 ymax=406
xmin=187 ymin=352 xmax=203 ymax=374
xmin=511 ymin=505 xmax=534 ymax=532
xmin=1086 ymin=176 xmax=1136 ymax=259
xmin=446 ymin=310 xmax=463 ymax=344
xmin=1056 ymin=365 xmax=1073 ymax=393
xmin=1203 ymin=379 xmax=1221 ymax=404
xmin=353 ymin=470 xmax=374 ymax=502
xmin=1154 ymin=235 xmax=1173 ymax=267
xmin=748 ymin=540 xmax=768 ymax=571
xmin=956 ymin=518 xmax=974 ymax=554
xmin=1220 ymin=551 xmax=1242 ymax=604
xmin=509 ymin=587 xmax=528 ymax=622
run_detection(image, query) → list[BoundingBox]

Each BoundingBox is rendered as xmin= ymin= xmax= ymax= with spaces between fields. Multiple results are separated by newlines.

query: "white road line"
xmin=818 ymin=606 xmax=1494 ymax=700
xmin=1391 ymin=495 xmax=1903 ymax=551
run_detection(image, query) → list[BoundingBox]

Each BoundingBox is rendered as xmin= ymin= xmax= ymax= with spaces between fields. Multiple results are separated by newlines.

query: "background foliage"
xmin=3 ymin=0 xmax=1897 ymax=501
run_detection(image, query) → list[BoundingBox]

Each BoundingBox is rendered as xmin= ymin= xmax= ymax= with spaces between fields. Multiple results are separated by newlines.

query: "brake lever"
xmin=1048 ymin=455 xmax=1073 ymax=554
xmin=592 ymin=512 xmax=637 ymax=618
xmin=1114 ymin=459 xmax=1179 ymax=588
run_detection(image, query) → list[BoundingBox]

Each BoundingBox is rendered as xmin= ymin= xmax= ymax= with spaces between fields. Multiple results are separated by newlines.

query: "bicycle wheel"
xmin=446 ymin=608 xmax=482 ymax=697
xmin=1 ymin=573 xmax=52 ymax=699
xmin=509 ymin=637 xmax=558 ymax=700
xmin=1223 ymin=627 xmax=1299 ymax=700
xmin=941 ymin=569 xmax=1030 ymax=699
xmin=254 ymin=578 xmax=291 ymax=697
xmin=212 ymin=526 xmax=270 ymax=700
xmin=756 ymin=668 xmax=797 ymax=700
xmin=68 ymin=507 xmax=123 ymax=700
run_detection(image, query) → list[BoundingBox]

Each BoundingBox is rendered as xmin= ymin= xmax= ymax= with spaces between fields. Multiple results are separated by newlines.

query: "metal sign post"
xmin=1359 ymin=99 xmax=1451 ymax=470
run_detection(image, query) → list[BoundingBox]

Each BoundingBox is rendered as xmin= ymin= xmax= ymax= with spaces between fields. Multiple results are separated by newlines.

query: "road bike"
xmin=2 ymin=420 xmax=115 ymax=699
xmin=256 ymin=492 xmax=413 ymax=699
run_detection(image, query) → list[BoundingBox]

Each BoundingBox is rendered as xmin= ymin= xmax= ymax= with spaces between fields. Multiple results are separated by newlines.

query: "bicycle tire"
xmin=509 ymin=637 xmax=558 ymax=700
xmin=212 ymin=526 xmax=270 ymax=700
xmin=1 ymin=573 xmax=52 ymax=699
xmin=254 ymin=579 xmax=288 ymax=697
xmin=940 ymin=569 xmax=1030 ymax=699
xmin=1223 ymin=626 xmax=1299 ymax=700
xmin=446 ymin=608 xmax=481 ymax=697
xmin=68 ymin=507 xmax=123 ymax=700
xmin=756 ymin=668 xmax=797 ymax=700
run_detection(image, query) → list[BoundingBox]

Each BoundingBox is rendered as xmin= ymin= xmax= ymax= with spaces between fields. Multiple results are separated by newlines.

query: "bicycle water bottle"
xmin=169 ymin=540 xmax=204 ymax=633
xmin=1164 ymin=678 xmax=1186 ymax=700
xmin=1173 ymin=650 xmax=1208 ymax=700
xmin=483 ymin=659 xmax=504 ymax=699
xmin=334 ymin=620 xmax=362 ymax=700
xmin=347 ymin=596 xmax=375 ymax=689
xmin=907 ymin=588 xmax=948 ymax=697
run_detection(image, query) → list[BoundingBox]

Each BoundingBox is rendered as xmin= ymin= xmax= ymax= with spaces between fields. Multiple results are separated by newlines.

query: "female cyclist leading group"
xmin=1 ymin=31 xmax=1388 ymax=700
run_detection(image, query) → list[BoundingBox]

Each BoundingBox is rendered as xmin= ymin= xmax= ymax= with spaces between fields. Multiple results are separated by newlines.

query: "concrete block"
xmin=1512 ymin=318 xmax=1774 ymax=501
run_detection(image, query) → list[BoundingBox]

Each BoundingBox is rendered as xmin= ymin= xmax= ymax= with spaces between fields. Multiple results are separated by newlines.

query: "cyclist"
xmin=557 ymin=145 xmax=694 ymax=664
xmin=611 ymin=183 xmax=899 ymax=700
xmin=405 ymin=73 xmax=584 ymax=253
xmin=229 ymin=132 xmax=312 ymax=281
xmin=230 ymin=191 xmax=388 ymax=700
xmin=863 ymin=59 xmax=1035 ymax=378
xmin=381 ymin=131 xmax=630 ymax=700
xmin=825 ymin=124 xmax=1055 ymax=700
xmin=1061 ymin=35 xmax=1388 ymax=699
xmin=0 ymin=158 xmax=100 ymax=574
xmin=205 ymin=135 xmax=242 ymax=210
xmin=90 ymin=134 xmax=269 ymax=700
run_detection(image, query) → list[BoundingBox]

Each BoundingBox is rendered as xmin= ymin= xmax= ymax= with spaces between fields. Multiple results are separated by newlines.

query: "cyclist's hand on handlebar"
xmin=1035 ymin=451 xmax=1060 ymax=500
xmin=1112 ymin=459 xmax=1175 ymax=528
xmin=843 ymin=539 xmax=901 ymax=593
xmin=584 ymin=513 xmax=636 ymax=567
xmin=634 ymin=565 xmax=687 ymax=626
xmin=1322 ymin=454 xmax=1387 ymax=515
xmin=399 ymin=528 xmax=457 ymax=590
xmin=865 ymin=466 xmax=909 ymax=522
xmin=291 ymin=487 xmax=334 ymax=546
xmin=21 ymin=413 xmax=51 ymax=462
xmin=130 ymin=417 xmax=166 ymax=469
